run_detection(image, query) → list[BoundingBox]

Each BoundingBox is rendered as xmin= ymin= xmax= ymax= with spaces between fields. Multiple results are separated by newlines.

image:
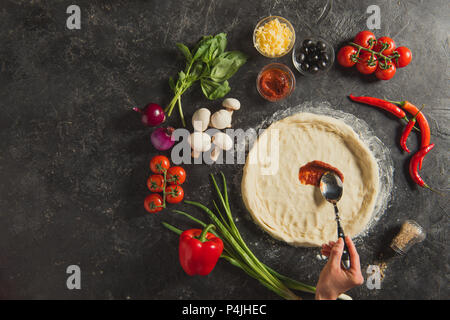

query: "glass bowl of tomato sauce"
xmin=256 ymin=63 xmax=295 ymax=102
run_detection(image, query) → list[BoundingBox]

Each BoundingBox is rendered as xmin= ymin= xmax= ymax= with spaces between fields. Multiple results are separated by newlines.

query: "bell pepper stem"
xmin=198 ymin=224 xmax=216 ymax=242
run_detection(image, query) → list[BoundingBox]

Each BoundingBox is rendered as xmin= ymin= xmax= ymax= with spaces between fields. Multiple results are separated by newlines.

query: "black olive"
xmin=300 ymin=46 xmax=309 ymax=55
xmin=311 ymin=54 xmax=320 ymax=63
xmin=317 ymin=60 xmax=328 ymax=70
xmin=320 ymin=52 xmax=330 ymax=62
xmin=301 ymin=62 xmax=310 ymax=72
xmin=316 ymin=41 xmax=327 ymax=52
xmin=302 ymin=39 xmax=314 ymax=48
xmin=309 ymin=65 xmax=320 ymax=74
xmin=297 ymin=52 xmax=306 ymax=63
xmin=305 ymin=50 xmax=315 ymax=58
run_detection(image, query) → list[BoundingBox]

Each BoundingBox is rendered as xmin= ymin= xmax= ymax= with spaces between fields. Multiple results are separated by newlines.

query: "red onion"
xmin=133 ymin=103 xmax=165 ymax=127
xmin=151 ymin=127 xmax=175 ymax=151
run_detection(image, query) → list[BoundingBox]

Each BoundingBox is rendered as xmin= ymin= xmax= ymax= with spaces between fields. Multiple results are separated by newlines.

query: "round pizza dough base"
xmin=241 ymin=112 xmax=379 ymax=247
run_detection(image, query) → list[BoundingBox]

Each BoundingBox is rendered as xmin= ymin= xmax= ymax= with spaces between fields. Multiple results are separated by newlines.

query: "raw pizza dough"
xmin=241 ymin=112 xmax=379 ymax=247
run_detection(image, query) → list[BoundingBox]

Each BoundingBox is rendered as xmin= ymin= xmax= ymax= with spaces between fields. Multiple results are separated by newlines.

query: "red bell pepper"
xmin=179 ymin=224 xmax=223 ymax=276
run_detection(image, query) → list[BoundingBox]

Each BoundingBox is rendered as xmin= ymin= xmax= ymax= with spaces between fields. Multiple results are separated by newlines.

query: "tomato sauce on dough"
xmin=299 ymin=160 xmax=345 ymax=187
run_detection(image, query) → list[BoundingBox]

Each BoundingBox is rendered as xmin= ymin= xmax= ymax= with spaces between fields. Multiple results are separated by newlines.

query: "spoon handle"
xmin=333 ymin=204 xmax=351 ymax=269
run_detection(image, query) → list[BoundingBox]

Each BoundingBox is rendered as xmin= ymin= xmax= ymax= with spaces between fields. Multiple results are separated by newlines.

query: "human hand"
xmin=315 ymin=236 xmax=364 ymax=300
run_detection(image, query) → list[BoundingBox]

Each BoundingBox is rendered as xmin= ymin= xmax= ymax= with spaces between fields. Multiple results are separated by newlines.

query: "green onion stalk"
xmin=162 ymin=172 xmax=352 ymax=300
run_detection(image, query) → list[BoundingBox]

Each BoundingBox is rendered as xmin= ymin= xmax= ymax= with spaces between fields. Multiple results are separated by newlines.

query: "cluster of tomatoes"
xmin=144 ymin=155 xmax=186 ymax=213
xmin=337 ymin=31 xmax=412 ymax=80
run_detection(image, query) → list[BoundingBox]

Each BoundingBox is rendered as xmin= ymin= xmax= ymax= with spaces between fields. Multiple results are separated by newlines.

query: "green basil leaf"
xmin=200 ymin=78 xmax=215 ymax=97
xmin=219 ymin=51 xmax=248 ymax=68
xmin=210 ymin=46 xmax=220 ymax=62
xmin=200 ymin=79 xmax=230 ymax=100
xmin=193 ymin=36 xmax=213 ymax=61
xmin=206 ymin=33 xmax=227 ymax=62
xmin=215 ymin=33 xmax=227 ymax=55
xmin=201 ymin=63 xmax=211 ymax=78
xmin=204 ymin=38 xmax=219 ymax=63
xmin=192 ymin=33 xmax=229 ymax=64
xmin=210 ymin=59 xmax=237 ymax=82
xmin=209 ymin=51 xmax=248 ymax=82
xmin=176 ymin=43 xmax=192 ymax=62
xmin=189 ymin=61 xmax=205 ymax=81
xmin=194 ymin=35 xmax=213 ymax=51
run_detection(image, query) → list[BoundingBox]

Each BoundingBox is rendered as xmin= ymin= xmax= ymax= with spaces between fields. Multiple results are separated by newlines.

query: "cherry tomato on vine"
xmin=394 ymin=46 xmax=412 ymax=68
xmin=375 ymin=61 xmax=396 ymax=80
xmin=167 ymin=166 xmax=186 ymax=185
xmin=150 ymin=155 xmax=170 ymax=173
xmin=353 ymin=30 xmax=376 ymax=49
xmin=356 ymin=52 xmax=378 ymax=74
xmin=147 ymin=174 xmax=165 ymax=192
xmin=337 ymin=45 xmax=358 ymax=67
xmin=165 ymin=185 xmax=184 ymax=204
xmin=144 ymin=193 xmax=164 ymax=213
xmin=373 ymin=37 xmax=396 ymax=56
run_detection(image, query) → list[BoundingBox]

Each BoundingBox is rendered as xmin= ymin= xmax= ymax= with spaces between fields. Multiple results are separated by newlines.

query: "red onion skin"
xmin=151 ymin=127 xmax=175 ymax=151
xmin=133 ymin=103 xmax=165 ymax=127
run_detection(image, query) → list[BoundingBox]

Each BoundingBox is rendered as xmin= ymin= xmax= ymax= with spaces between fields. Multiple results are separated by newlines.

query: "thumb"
xmin=329 ymin=238 xmax=344 ymax=268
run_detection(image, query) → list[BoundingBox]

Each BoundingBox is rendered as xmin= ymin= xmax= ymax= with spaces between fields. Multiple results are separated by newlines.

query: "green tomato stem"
xmin=349 ymin=42 xmax=394 ymax=69
xmin=162 ymin=168 xmax=167 ymax=208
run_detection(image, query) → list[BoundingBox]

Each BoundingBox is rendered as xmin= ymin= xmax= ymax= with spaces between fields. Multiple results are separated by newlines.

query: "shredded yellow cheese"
xmin=255 ymin=18 xmax=293 ymax=57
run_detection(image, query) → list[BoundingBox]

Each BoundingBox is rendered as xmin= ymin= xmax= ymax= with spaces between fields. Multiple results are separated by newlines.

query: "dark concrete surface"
xmin=0 ymin=0 xmax=448 ymax=300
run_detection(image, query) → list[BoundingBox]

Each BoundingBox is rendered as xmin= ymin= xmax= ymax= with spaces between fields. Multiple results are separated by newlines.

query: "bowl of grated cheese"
xmin=253 ymin=16 xmax=295 ymax=58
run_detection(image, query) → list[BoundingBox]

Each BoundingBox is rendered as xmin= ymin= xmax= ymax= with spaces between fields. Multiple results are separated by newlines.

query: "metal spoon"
xmin=319 ymin=171 xmax=351 ymax=269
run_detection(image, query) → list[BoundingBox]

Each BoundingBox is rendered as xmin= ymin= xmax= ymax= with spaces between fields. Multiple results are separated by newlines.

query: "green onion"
xmin=162 ymin=172 xmax=352 ymax=300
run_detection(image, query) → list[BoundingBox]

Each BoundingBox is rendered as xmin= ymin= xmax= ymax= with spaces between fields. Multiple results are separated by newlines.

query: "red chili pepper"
xmin=392 ymin=100 xmax=431 ymax=170
xmin=179 ymin=224 xmax=223 ymax=276
xmin=409 ymin=143 xmax=434 ymax=188
xmin=349 ymin=94 xmax=408 ymax=121
xmin=400 ymin=106 xmax=424 ymax=153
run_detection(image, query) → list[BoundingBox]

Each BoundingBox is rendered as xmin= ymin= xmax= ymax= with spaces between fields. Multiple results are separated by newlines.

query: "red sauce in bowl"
xmin=257 ymin=63 xmax=294 ymax=101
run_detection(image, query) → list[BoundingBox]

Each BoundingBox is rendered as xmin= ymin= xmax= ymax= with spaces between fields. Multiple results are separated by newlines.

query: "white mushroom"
xmin=211 ymin=132 xmax=233 ymax=162
xmin=192 ymin=108 xmax=211 ymax=132
xmin=188 ymin=132 xmax=211 ymax=158
xmin=210 ymin=109 xmax=232 ymax=129
xmin=222 ymin=98 xmax=241 ymax=117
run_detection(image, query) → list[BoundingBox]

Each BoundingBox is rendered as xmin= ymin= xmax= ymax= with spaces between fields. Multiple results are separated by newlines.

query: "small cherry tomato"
xmin=144 ymin=193 xmax=164 ymax=213
xmin=353 ymin=31 xmax=376 ymax=49
xmin=167 ymin=166 xmax=186 ymax=185
xmin=165 ymin=185 xmax=184 ymax=204
xmin=356 ymin=52 xmax=378 ymax=74
xmin=147 ymin=174 xmax=165 ymax=192
xmin=337 ymin=45 xmax=358 ymax=67
xmin=150 ymin=155 xmax=170 ymax=173
xmin=394 ymin=46 xmax=412 ymax=68
xmin=375 ymin=61 xmax=396 ymax=80
xmin=373 ymin=36 xmax=396 ymax=56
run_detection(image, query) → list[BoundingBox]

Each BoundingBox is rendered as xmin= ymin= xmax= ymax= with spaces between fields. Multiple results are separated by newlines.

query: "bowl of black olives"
xmin=292 ymin=37 xmax=334 ymax=76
